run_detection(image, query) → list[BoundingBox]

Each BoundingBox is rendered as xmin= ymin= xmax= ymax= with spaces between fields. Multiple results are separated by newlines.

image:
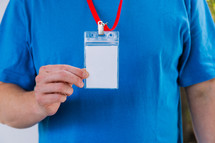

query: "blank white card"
xmin=85 ymin=46 xmax=118 ymax=89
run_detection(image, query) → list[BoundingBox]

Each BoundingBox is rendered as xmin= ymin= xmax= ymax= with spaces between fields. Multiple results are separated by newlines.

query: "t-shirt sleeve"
xmin=178 ymin=0 xmax=215 ymax=87
xmin=0 ymin=0 xmax=36 ymax=91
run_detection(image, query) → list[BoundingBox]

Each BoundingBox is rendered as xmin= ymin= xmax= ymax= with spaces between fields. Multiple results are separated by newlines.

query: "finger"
xmin=38 ymin=94 xmax=67 ymax=105
xmin=39 ymin=65 xmax=89 ymax=79
xmin=44 ymin=70 xmax=84 ymax=88
xmin=82 ymin=68 xmax=89 ymax=79
xmin=38 ymin=82 xmax=74 ymax=96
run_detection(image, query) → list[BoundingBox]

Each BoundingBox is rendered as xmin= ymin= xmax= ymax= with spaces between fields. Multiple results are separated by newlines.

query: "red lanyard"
xmin=87 ymin=0 xmax=123 ymax=31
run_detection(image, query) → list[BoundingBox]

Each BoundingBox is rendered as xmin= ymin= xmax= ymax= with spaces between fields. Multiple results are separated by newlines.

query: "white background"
xmin=0 ymin=0 xmax=38 ymax=143
xmin=0 ymin=0 xmax=9 ymax=23
xmin=0 ymin=124 xmax=38 ymax=143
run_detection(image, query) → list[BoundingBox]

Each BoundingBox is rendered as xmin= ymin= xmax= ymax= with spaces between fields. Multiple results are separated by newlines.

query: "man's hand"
xmin=35 ymin=65 xmax=89 ymax=116
xmin=0 ymin=65 xmax=89 ymax=128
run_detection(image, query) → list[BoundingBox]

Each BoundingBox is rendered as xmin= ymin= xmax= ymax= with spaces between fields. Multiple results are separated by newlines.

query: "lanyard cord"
xmin=87 ymin=0 xmax=123 ymax=31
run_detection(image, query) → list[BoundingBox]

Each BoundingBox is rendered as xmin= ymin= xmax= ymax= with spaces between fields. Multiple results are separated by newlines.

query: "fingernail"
xmin=83 ymin=71 xmax=89 ymax=78
xmin=80 ymin=82 xmax=84 ymax=88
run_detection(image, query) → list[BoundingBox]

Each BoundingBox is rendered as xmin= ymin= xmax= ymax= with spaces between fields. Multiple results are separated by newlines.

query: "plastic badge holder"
xmin=84 ymin=31 xmax=119 ymax=89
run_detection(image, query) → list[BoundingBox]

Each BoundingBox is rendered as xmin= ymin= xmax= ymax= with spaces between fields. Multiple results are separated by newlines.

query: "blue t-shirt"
xmin=0 ymin=0 xmax=215 ymax=142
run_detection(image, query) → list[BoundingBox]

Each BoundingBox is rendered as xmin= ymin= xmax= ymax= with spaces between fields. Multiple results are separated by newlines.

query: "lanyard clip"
xmin=98 ymin=21 xmax=106 ymax=35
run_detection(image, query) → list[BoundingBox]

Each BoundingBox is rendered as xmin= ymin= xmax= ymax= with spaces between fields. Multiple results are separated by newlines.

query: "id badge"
xmin=84 ymin=31 xmax=119 ymax=89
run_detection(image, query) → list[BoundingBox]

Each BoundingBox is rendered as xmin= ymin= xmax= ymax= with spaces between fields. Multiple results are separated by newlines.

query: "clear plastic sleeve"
xmin=84 ymin=31 xmax=119 ymax=89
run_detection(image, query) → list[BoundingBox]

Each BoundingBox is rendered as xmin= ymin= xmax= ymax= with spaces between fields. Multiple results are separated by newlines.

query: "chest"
xmin=30 ymin=0 xmax=188 ymax=73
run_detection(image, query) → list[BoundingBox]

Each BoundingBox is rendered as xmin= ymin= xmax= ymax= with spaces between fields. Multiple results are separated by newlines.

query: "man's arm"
xmin=0 ymin=83 xmax=45 ymax=128
xmin=185 ymin=78 xmax=215 ymax=143
xmin=0 ymin=65 xmax=89 ymax=129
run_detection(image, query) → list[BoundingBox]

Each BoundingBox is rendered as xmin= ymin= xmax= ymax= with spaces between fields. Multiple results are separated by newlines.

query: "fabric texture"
xmin=0 ymin=0 xmax=215 ymax=142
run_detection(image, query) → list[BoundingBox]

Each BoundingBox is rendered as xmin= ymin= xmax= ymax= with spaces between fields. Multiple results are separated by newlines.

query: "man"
xmin=0 ymin=0 xmax=215 ymax=142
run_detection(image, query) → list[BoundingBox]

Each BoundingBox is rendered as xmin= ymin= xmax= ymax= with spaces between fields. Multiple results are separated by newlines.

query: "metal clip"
xmin=98 ymin=21 xmax=106 ymax=35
